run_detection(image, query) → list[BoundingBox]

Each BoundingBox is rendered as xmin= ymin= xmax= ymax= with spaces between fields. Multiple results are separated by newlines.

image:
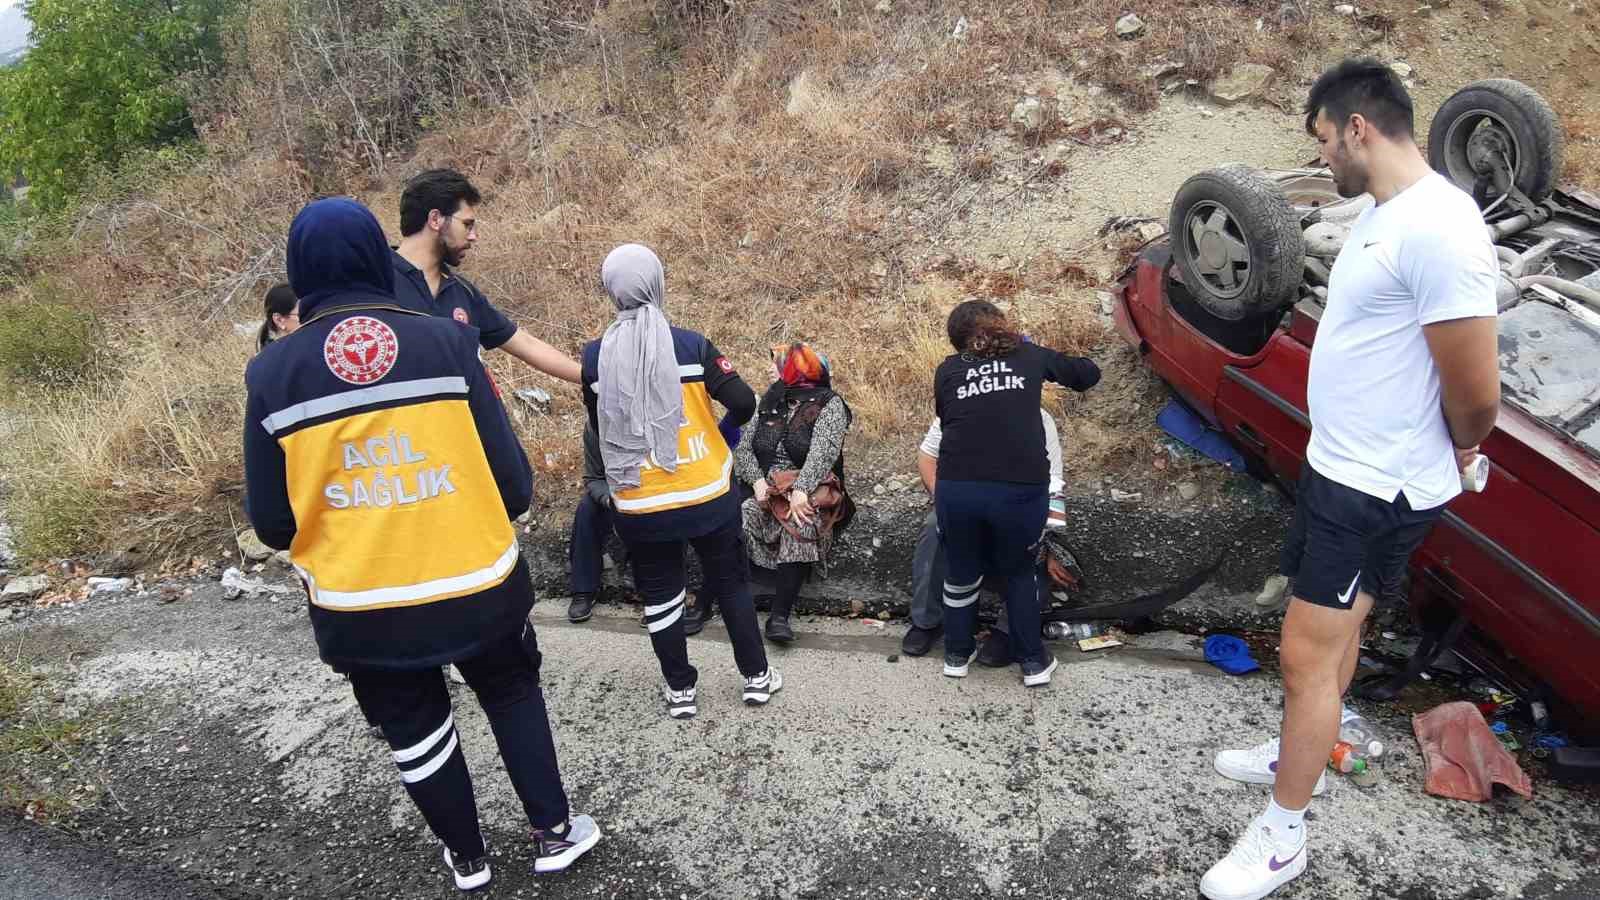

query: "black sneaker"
xmin=533 ymin=814 xmax=602 ymax=873
xmin=567 ymin=593 xmax=596 ymax=623
xmin=663 ymin=682 xmax=697 ymax=719
xmin=742 ymin=668 xmax=784 ymax=705
xmin=901 ymin=624 xmax=943 ymax=657
xmin=442 ymin=845 xmax=491 ymax=891
xmin=942 ymin=652 xmax=972 ymax=678
xmin=682 ymin=602 xmax=717 ymax=636
xmin=1021 ymin=653 xmax=1058 ymax=687
xmin=976 ymin=629 xmax=1012 ymax=668
xmin=764 ymin=615 xmax=795 ymax=644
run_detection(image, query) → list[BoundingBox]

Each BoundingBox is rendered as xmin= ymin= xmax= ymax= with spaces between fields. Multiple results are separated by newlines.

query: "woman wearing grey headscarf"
xmin=580 ymin=243 xmax=780 ymax=720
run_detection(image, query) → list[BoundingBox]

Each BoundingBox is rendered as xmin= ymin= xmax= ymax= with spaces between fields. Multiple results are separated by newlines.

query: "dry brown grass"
xmin=4 ymin=0 xmax=1597 ymax=562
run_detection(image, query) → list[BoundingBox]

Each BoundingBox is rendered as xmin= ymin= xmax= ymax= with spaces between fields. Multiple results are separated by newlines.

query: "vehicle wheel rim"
xmin=1442 ymin=109 xmax=1523 ymax=197
xmin=1183 ymin=201 xmax=1251 ymax=299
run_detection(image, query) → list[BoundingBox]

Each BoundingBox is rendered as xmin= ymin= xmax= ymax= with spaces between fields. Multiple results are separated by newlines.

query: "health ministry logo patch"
xmin=324 ymin=316 xmax=399 ymax=385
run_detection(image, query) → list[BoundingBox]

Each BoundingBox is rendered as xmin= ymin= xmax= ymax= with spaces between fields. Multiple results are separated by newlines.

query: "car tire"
xmin=1168 ymin=164 xmax=1305 ymax=322
xmin=1428 ymin=78 xmax=1563 ymax=202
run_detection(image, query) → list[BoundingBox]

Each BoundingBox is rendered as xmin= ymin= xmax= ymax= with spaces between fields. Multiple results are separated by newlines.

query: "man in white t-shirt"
xmin=1201 ymin=58 xmax=1501 ymax=900
xmin=900 ymin=409 xmax=1066 ymax=660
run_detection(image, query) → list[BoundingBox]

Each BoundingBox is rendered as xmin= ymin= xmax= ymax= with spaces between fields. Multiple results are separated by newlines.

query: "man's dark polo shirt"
xmin=391 ymin=249 xmax=517 ymax=350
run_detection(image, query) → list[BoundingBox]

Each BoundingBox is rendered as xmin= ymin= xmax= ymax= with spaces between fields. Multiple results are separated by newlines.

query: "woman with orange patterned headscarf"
xmin=727 ymin=341 xmax=854 ymax=644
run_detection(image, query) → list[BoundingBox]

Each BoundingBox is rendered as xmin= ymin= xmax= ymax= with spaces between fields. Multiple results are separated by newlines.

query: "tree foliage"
xmin=0 ymin=0 xmax=233 ymax=209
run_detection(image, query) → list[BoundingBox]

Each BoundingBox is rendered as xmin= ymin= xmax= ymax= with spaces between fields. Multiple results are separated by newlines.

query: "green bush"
xmin=0 ymin=0 xmax=235 ymax=211
xmin=0 ymin=293 xmax=96 ymax=390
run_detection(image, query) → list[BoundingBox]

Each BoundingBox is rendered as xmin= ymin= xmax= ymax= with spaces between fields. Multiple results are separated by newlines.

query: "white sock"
xmin=1263 ymin=797 xmax=1306 ymax=843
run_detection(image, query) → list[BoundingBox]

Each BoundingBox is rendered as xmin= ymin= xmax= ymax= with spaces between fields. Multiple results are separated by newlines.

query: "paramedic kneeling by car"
xmin=243 ymin=198 xmax=600 ymax=893
xmin=1200 ymin=58 xmax=1501 ymax=900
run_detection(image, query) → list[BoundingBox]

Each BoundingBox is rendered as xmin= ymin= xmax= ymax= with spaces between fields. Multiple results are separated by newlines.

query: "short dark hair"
xmin=1304 ymin=57 xmax=1414 ymax=140
xmin=399 ymin=169 xmax=482 ymax=237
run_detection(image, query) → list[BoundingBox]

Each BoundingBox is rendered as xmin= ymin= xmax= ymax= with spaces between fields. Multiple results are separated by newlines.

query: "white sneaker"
xmin=533 ymin=813 xmax=602 ymax=873
xmin=1214 ymin=738 xmax=1327 ymax=796
xmin=441 ymin=844 xmax=491 ymax=891
xmin=742 ymin=668 xmax=783 ymax=705
xmin=663 ymin=683 xmax=697 ymax=719
xmin=1200 ymin=816 xmax=1307 ymax=900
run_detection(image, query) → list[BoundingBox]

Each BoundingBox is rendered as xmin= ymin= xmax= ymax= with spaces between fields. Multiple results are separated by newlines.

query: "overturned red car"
xmin=1112 ymin=79 xmax=1600 ymax=743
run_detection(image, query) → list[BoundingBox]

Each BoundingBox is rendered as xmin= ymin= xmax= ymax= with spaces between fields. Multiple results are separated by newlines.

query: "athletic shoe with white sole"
xmin=1214 ymin=738 xmax=1327 ymax=796
xmin=442 ymin=845 xmax=491 ymax=892
xmin=1021 ymin=653 xmax=1058 ymax=687
xmin=1199 ymin=816 xmax=1307 ymax=900
xmin=943 ymin=652 xmax=972 ymax=678
xmin=663 ymin=683 xmax=697 ymax=719
xmin=742 ymin=668 xmax=783 ymax=705
xmin=533 ymin=814 xmax=602 ymax=874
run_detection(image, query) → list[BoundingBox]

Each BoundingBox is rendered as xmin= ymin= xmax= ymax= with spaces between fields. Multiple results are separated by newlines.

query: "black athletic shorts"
xmin=1279 ymin=464 xmax=1444 ymax=610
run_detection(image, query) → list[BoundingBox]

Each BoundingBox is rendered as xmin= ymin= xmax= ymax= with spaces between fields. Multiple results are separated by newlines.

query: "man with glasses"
xmin=393 ymin=168 xmax=581 ymax=383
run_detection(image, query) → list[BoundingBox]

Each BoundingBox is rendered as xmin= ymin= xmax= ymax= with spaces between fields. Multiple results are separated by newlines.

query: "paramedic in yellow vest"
xmin=581 ymin=243 xmax=780 ymax=720
xmin=243 ymin=198 xmax=600 ymax=890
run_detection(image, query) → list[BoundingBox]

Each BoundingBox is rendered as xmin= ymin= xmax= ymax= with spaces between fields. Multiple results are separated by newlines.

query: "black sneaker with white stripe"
xmin=742 ymin=667 xmax=783 ymax=705
xmin=663 ymin=682 xmax=697 ymax=719
xmin=442 ymin=845 xmax=491 ymax=892
xmin=533 ymin=813 xmax=602 ymax=873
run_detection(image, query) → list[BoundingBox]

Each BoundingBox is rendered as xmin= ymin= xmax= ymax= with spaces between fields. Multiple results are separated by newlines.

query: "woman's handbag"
xmin=762 ymin=469 xmax=855 ymax=542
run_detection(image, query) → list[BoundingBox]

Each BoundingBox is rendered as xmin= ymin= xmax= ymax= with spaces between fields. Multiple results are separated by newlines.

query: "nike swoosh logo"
xmin=1337 ymin=571 xmax=1361 ymax=606
xmin=1269 ymin=846 xmax=1303 ymax=871
xmin=1363 ymin=241 xmax=1379 ymax=248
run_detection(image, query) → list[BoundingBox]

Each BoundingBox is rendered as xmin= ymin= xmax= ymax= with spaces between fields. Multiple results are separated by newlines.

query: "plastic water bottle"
xmin=1340 ymin=709 xmax=1386 ymax=759
xmin=1329 ymin=741 xmax=1369 ymax=774
xmin=1044 ymin=621 xmax=1098 ymax=640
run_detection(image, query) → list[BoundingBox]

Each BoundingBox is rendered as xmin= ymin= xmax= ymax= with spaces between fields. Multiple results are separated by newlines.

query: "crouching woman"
xmin=735 ymin=343 xmax=854 ymax=643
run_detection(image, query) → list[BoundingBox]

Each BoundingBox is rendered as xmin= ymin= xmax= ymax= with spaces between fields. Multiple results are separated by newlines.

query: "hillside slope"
xmin=0 ymin=0 xmax=1596 ymax=564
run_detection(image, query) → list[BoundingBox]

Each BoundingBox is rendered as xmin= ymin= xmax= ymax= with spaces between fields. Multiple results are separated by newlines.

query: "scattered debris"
xmin=1210 ymin=63 xmax=1276 ymax=105
xmin=87 ymin=577 xmax=133 ymax=595
xmin=1177 ymin=482 xmax=1201 ymax=502
xmin=1390 ymin=61 xmax=1413 ymax=78
xmin=1414 ymin=702 xmax=1534 ymax=801
xmin=873 ymin=0 xmax=892 ymax=12
xmin=221 ymin=567 xmax=299 ymax=602
xmin=950 ymin=15 xmax=969 ymax=40
xmin=236 ymin=529 xmax=275 ymax=563
xmin=1157 ymin=399 xmax=1247 ymax=471
xmin=1205 ymin=634 xmax=1261 ymax=674
xmin=2 ymin=574 xmax=50 ymax=600
xmin=1334 ymin=3 xmax=1355 ymax=14
xmin=1110 ymin=489 xmax=1142 ymax=502
xmin=514 ymin=387 xmax=552 ymax=414
xmin=1010 ymin=96 xmax=1045 ymax=132
xmin=1079 ymin=634 xmax=1123 ymax=652
xmin=1114 ymin=12 xmax=1145 ymax=37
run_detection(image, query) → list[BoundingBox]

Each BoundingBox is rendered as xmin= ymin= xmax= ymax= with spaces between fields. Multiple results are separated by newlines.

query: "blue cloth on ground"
xmin=1205 ymin=634 xmax=1260 ymax=675
xmin=1157 ymin=399 xmax=1248 ymax=472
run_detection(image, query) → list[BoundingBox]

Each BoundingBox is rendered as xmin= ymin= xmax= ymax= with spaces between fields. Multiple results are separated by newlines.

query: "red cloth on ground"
xmin=1412 ymin=701 xmax=1533 ymax=802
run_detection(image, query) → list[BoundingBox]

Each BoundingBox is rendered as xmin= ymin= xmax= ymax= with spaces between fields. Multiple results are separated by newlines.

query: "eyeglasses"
xmin=443 ymin=213 xmax=478 ymax=237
